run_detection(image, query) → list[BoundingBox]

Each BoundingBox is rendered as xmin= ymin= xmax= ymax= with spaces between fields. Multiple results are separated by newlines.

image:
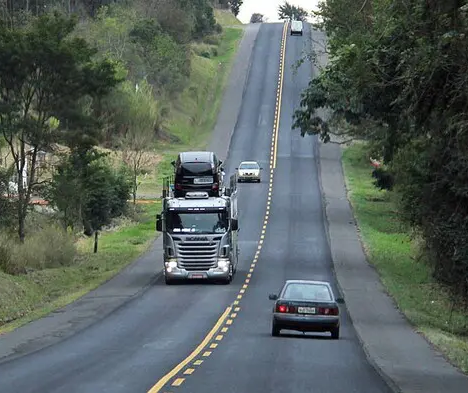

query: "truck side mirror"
xmin=231 ymin=219 xmax=238 ymax=231
xmin=219 ymin=160 xmax=223 ymax=166
xmin=156 ymin=214 xmax=162 ymax=232
xmin=171 ymin=160 xmax=176 ymax=167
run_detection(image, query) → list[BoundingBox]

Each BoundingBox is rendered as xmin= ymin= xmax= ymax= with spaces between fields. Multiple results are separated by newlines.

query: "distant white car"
xmin=290 ymin=20 xmax=303 ymax=36
xmin=236 ymin=161 xmax=263 ymax=183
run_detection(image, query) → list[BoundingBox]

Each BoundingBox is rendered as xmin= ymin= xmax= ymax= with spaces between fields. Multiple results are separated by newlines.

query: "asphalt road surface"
xmin=0 ymin=23 xmax=392 ymax=393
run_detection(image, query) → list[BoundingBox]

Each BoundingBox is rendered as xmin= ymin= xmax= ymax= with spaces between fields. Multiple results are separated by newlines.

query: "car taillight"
xmin=276 ymin=304 xmax=296 ymax=313
xmin=175 ymin=183 xmax=182 ymax=190
xmin=319 ymin=307 xmax=339 ymax=315
xmin=212 ymin=183 xmax=219 ymax=190
xmin=277 ymin=304 xmax=287 ymax=313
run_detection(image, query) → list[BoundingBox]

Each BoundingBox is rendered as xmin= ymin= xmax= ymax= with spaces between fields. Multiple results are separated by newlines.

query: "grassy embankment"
xmin=342 ymin=143 xmax=468 ymax=374
xmin=0 ymin=9 xmax=244 ymax=334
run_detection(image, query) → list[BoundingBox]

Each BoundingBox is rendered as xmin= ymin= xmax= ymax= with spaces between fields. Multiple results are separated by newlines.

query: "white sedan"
xmin=236 ymin=161 xmax=263 ymax=183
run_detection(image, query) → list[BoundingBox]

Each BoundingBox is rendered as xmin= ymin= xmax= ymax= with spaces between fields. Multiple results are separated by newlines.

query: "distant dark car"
xmin=268 ymin=280 xmax=344 ymax=339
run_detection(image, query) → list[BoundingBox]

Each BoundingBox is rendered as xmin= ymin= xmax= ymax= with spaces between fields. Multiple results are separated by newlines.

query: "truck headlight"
xmin=165 ymin=260 xmax=177 ymax=272
xmin=217 ymin=260 xmax=229 ymax=272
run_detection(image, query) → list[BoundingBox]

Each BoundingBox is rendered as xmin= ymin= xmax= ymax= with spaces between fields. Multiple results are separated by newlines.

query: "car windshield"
xmin=167 ymin=211 xmax=228 ymax=234
xmin=239 ymin=163 xmax=259 ymax=170
xmin=283 ymin=283 xmax=333 ymax=301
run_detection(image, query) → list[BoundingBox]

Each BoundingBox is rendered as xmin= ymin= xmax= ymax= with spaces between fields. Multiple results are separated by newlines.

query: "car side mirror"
xmin=336 ymin=297 xmax=345 ymax=304
xmin=269 ymin=294 xmax=278 ymax=300
xmin=219 ymin=160 xmax=223 ymax=166
xmin=171 ymin=160 xmax=175 ymax=167
xmin=260 ymin=167 xmax=263 ymax=170
xmin=235 ymin=167 xmax=238 ymax=170
xmin=231 ymin=218 xmax=238 ymax=231
xmin=156 ymin=214 xmax=162 ymax=232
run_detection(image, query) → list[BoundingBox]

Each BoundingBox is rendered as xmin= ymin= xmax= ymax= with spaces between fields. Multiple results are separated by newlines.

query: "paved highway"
xmin=0 ymin=23 xmax=392 ymax=393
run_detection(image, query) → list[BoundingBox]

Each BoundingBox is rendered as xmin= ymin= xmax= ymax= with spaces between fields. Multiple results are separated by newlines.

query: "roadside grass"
xmin=214 ymin=9 xmax=243 ymax=26
xmin=342 ymin=143 xmax=468 ymax=374
xmin=0 ymin=202 xmax=160 ymax=334
xmin=138 ymin=26 xmax=244 ymax=196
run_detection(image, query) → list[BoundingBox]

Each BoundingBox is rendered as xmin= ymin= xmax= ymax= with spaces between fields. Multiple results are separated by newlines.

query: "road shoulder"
xmin=318 ymin=141 xmax=468 ymax=393
xmin=0 ymin=23 xmax=261 ymax=364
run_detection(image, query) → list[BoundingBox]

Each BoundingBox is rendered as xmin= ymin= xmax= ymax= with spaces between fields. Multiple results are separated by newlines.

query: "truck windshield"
xmin=167 ymin=211 xmax=228 ymax=234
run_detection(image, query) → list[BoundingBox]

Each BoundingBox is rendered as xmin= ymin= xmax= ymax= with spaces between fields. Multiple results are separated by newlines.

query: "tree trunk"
xmin=18 ymin=204 xmax=26 ymax=243
xmin=93 ymin=230 xmax=99 ymax=253
xmin=133 ymin=160 xmax=137 ymax=205
xmin=17 ymin=140 xmax=27 ymax=243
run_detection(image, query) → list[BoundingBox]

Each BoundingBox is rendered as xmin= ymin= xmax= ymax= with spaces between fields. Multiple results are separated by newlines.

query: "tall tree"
xmin=0 ymin=11 xmax=121 ymax=242
xmin=113 ymin=80 xmax=163 ymax=204
xmin=250 ymin=13 xmax=263 ymax=23
xmin=278 ymin=1 xmax=308 ymax=21
xmin=229 ymin=0 xmax=242 ymax=17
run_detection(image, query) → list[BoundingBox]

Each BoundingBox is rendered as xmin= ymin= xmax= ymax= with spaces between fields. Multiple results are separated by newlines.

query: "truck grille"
xmin=174 ymin=238 xmax=221 ymax=271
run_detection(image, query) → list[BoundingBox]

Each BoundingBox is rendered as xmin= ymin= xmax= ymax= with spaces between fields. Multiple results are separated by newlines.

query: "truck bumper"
xmin=164 ymin=259 xmax=231 ymax=281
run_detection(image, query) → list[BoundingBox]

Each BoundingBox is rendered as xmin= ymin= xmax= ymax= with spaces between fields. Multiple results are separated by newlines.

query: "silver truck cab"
xmin=156 ymin=176 xmax=239 ymax=285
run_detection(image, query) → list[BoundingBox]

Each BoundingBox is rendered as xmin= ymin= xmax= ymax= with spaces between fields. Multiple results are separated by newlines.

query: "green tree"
xmin=111 ymin=79 xmax=163 ymax=204
xmin=229 ymin=0 xmax=243 ymax=17
xmin=250 ymin=13 xmax=263 ymax=23
xmin=293 ymin=0 xmax=468 ymax=301
xmin=278 ymin=1 xmax=308 ymax=21
xmin=48 ymin=147 xmax=131 ymax=252
xmin=82 ymin=155 xmax=130 ymax=253
xmin=0 ymin=11 xmax=122 ymax=242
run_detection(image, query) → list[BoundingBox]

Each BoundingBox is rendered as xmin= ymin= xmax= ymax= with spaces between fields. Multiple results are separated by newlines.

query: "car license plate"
xmin=189 ymin=273 xmax=205 ymax=279
xmin=298 ymin=307 xmax=316 ymax=314
xmin=193 ymin=177 xmax=213 ymax=185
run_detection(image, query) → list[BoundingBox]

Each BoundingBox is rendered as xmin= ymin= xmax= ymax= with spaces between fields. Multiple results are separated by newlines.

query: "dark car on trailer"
xmin=269 ymin=280 xmax=344 ymax=339
xmin=172 ymin=151 xmax=224 ymax=198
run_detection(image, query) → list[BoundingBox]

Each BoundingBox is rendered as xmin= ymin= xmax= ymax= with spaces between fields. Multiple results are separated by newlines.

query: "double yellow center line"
xmin=147 ymin=21 xmax=289 ymax=393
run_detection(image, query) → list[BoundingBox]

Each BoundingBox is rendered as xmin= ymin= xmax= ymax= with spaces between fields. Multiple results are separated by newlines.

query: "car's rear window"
xmin=179 ymin=162 xmax=213 ymax=176
xmin=283 ymin=283 xmax=332 ymax=301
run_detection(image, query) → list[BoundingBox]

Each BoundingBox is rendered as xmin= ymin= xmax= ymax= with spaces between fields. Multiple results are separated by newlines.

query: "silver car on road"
xmin=269 ymin=280 xmax=344 ymax=339
xmin=236 ymin=161 xmax=263 ymax=182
